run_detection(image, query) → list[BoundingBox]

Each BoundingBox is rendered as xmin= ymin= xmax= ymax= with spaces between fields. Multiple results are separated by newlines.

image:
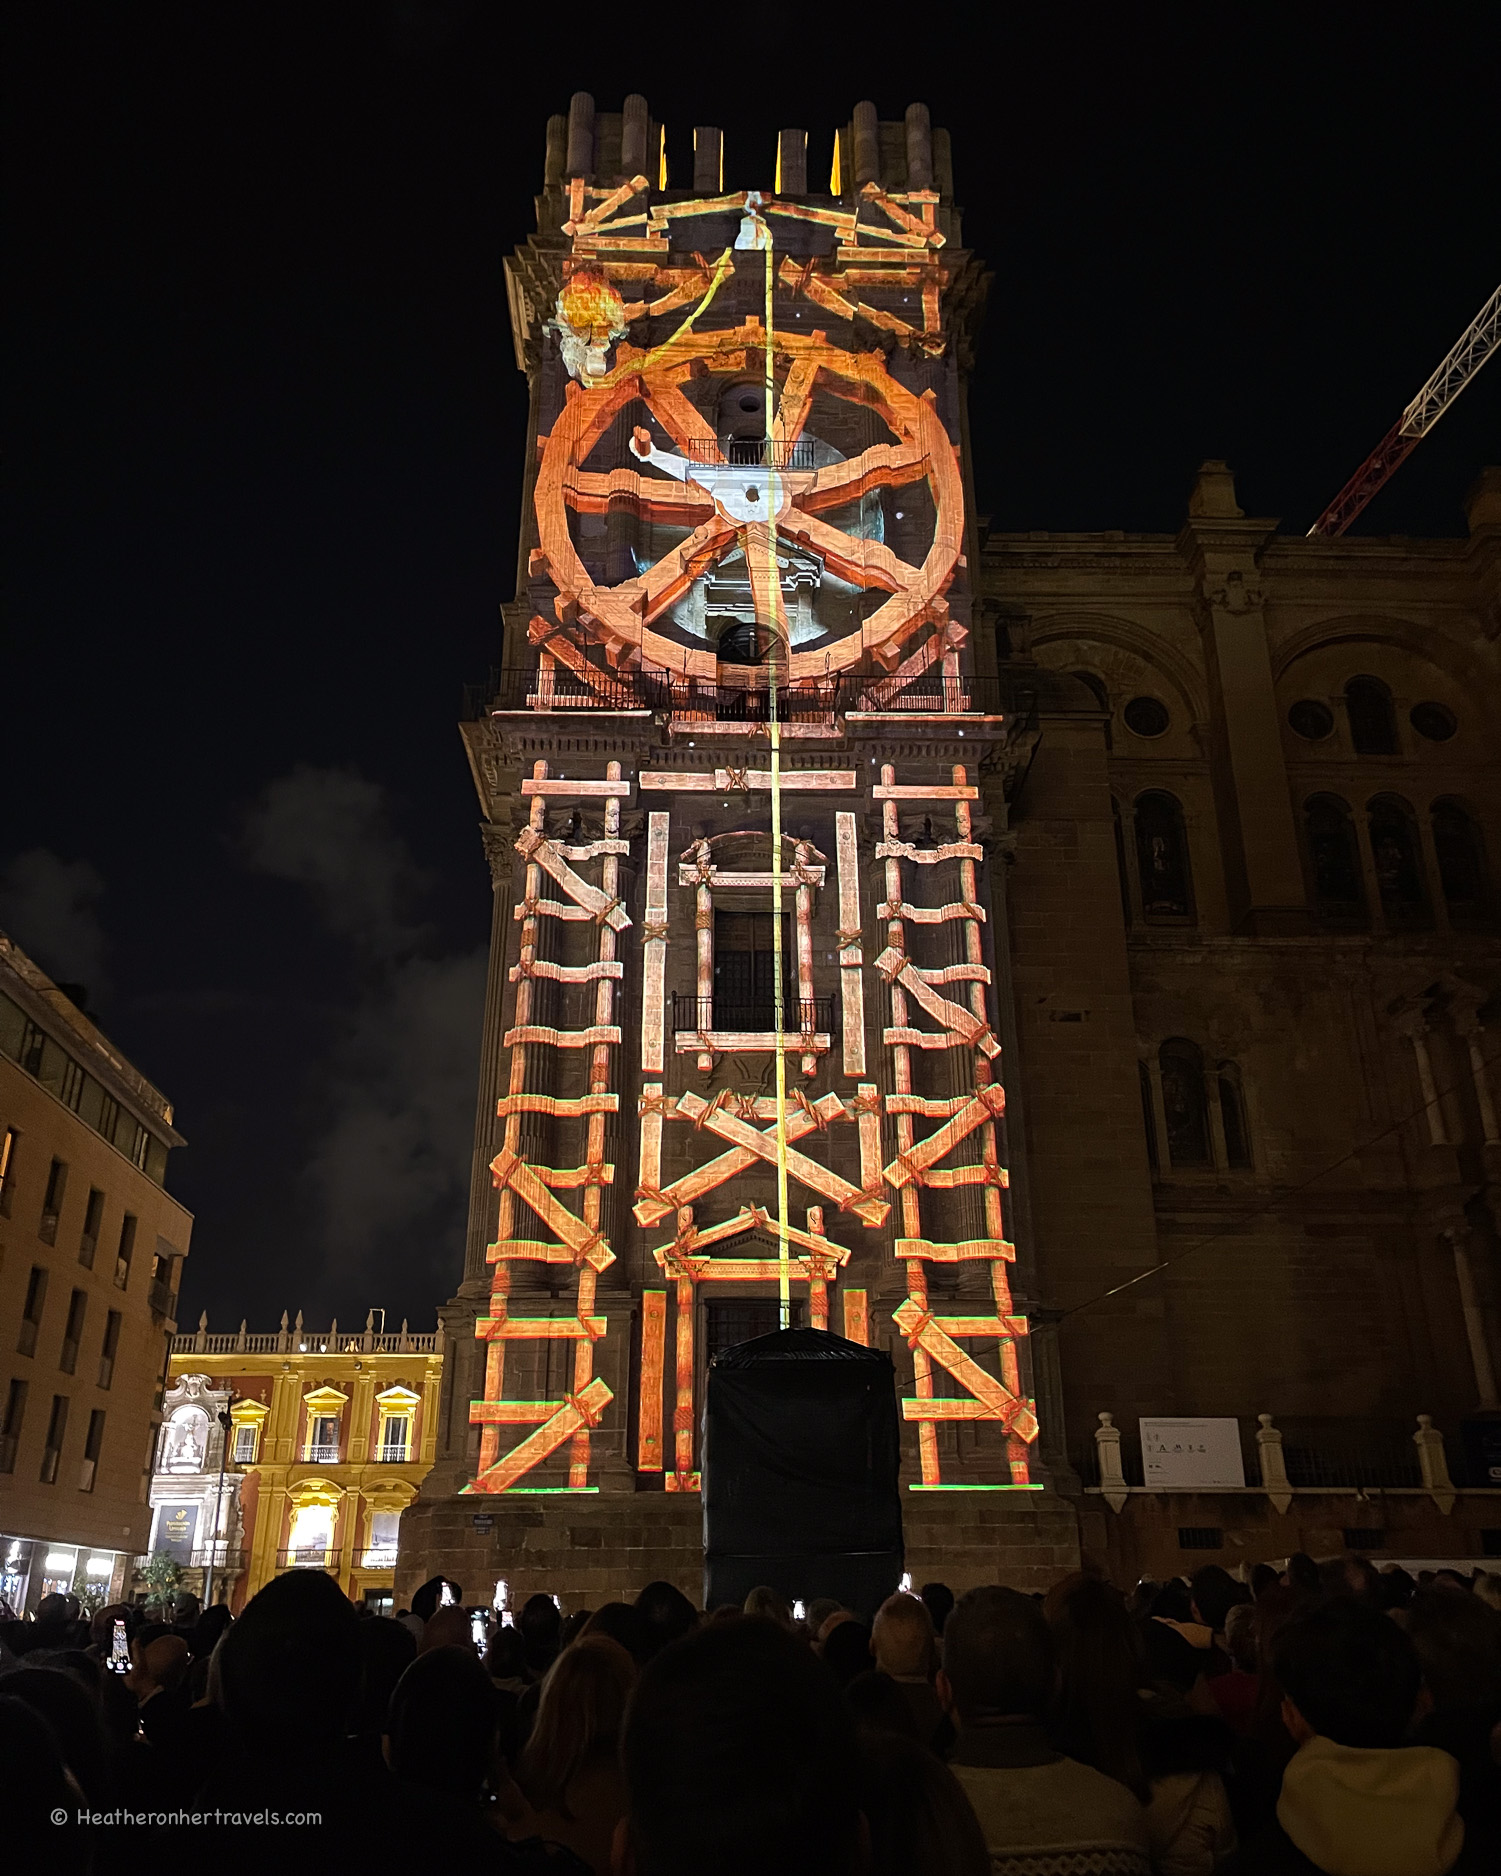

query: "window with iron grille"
xmin=1177 ymin=1527 xmax=1223 ymax=1551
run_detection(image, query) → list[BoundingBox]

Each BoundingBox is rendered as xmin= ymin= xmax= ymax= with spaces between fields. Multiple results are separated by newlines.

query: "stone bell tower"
xmin=401 ymin=94 xmax=1081 ymax=1601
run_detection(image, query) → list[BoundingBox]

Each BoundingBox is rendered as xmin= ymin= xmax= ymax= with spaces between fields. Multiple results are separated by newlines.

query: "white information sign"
xmin=1139 ymin=1417 xmax=1245 ymax=1490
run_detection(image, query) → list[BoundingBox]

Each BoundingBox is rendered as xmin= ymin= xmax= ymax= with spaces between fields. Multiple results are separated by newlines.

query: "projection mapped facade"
xmin=453 ymin=96 xmax=1041 ymax=1501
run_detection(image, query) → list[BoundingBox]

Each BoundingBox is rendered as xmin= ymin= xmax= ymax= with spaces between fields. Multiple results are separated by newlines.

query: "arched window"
xmin=1134 ymin=792 xmax=1193 ymax=921
xmin=1217 ymin=1062 xmax=1252 ymax=1169
xmin=1367 ymin=795 xmax=1429 ymax=927
xmin=1159 ymin=1038 xmax=1210 ymax=1167
xmin=1345 ymin=676 xmax=1398 ymax=755
xmin=1431 ymin=799 xmax=1489 ymax=928
xmin=1303 ymin=794 xmax=1366 ymax=923
xmin=1139 ymin=1061 xmax=1158 ymax=1172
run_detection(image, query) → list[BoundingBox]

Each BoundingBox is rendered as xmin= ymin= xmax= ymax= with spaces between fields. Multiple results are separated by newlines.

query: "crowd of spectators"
xmin=2 ymin=1553 xmax=1498 ymax=1875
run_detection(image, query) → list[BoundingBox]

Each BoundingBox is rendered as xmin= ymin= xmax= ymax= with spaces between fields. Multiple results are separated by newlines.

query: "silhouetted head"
xmin=871 ymin=1594 xmax=934 ymax=1680
xmin=941 ymin=1587 xmax=1054 ymax=1725
xmin=215 ymin=1569 xmax=361 ymax=1750
xmin=521 ymin=1634 xmax=635 ymax=1816
xmin=622 ymin=1618 xmax=863 ymax=1876
xmin=520 ymin=1593 xmax=563 ymax=1675
xmin=386 ymin=1645 xmax=499 ymax=1799
xmin=634 ymin=1581 xmax=697 ymax=1660
xmin=1273 ymin=1602 xmax=1422 ymax=1748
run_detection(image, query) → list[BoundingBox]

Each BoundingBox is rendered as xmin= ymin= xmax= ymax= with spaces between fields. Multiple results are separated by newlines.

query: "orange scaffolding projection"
xmin=465 ymin=759 xmax=628 ymax=1493
xmin=875 ymin=763 xmax=1037 ymax=1485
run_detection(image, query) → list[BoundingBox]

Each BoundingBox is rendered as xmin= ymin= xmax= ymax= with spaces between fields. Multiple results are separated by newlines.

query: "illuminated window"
xmin=0 ymin=1126 xmax=17 ymax=1217
xmin=287 ymin=1503 xmax=335 ymax=1566
xmin=364 ymin=1509 xmax=400 ymax=1567
xmin=233 ymin=1424 xmax=258 ymax=1463
xmin=375 ymin=1385 xmax=421 ymax=1463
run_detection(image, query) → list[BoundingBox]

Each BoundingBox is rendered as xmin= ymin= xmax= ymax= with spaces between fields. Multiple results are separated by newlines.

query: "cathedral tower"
xmin=404 ymin=94 xmax=1079 ymax=1598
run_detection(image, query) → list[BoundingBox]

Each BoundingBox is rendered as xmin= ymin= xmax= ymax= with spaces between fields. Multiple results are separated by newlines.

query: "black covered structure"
xmin=702 ymin=1327 xmax=904 ymax=1614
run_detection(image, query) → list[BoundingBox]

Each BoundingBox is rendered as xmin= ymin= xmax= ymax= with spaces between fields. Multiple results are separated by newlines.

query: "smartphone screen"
xmin=109 ymin=1618 xmax=130 ymax=1673
xmin=439 ymin=1580 xmax=455 ymax=1607
xmin=470 ymin=1609 xmax=487 ymax=1649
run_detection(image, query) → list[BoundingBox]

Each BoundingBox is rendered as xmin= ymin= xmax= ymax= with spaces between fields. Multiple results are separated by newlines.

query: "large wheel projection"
xmin=531 ymin=322 xmax=964 ymax=685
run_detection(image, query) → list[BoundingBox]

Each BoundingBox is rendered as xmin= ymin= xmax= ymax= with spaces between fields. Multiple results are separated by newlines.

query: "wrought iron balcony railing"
xmin=276 ymin=1547 xmax=342 ymax=1572
xmin=303 ymin=1443 xmax=341 ymax=1464
xmin=465 ymin=667 xmax=1065 ymax=727
xmin=673 ymin=995 xmax=834 ymax=1036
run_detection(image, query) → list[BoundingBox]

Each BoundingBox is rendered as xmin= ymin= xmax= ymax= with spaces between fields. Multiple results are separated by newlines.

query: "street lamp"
xmin=203 ymin=1392 xmax=235 ymax=1609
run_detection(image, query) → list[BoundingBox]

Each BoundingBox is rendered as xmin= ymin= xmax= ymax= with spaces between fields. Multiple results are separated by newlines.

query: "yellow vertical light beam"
xmin=763 ymin=211 xmax=791 ymax=1330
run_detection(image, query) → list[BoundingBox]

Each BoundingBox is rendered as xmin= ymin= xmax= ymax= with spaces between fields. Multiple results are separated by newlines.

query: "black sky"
xmin=4 ymin=4 xmax=1497 ymax=1331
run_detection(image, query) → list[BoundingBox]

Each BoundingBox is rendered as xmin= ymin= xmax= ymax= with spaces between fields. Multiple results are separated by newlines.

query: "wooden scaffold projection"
xmin=633 ymin=794 xmax=889 ymax=1491
xmin=875 ymin=763 xmax=1037 ymax=1486
xmin=466 ymin=759 xmax=630 ymax=1493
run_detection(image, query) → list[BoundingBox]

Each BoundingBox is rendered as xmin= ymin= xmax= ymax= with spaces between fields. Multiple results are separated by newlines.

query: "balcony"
xmin=148 ymin=1278 xmax=176 ymax=1321
xmin=673 ymin=995 xmax=833 ymax=1039
xmin=360 ymin=1544 xmax=399 ymax=1569
xmin=303 ymin=1443 xmax=341 ymax=1465
xmin=277 ymin=1547 xmax=341 ymax=1572
xmin=464 ymin=667 xmax=1051 ymax=726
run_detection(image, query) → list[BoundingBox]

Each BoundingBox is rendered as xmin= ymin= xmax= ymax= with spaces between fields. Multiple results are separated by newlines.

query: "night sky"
xmin=5 ymin=6 xmax=1497 ymax=1331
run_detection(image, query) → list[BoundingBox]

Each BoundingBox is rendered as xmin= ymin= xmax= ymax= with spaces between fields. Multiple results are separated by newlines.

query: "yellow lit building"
xmin=157 ymin=1313 xmax=444 ymax=1611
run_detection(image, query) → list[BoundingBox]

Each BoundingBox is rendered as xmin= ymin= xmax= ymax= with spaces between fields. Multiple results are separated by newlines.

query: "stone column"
xmin=1094 ymin=1412 xmax=1129 ymax=1513
xmin=1395 ymin=1007 xmax=1448 ymax=1146
xmin=1255 ymin=1413 xmax=1293 ymax=1514
xmin=1451 ymin=996 xmax=1501 ymax=1146
xmin=1179 ymin=463 xmax=1310 ymax=934
xmin=1443 ymin=1225 xmax=1500 ymax=1409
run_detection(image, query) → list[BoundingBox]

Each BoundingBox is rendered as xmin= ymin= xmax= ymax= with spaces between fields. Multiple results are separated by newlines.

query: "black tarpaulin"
xmin=703 ymin=1326 xmax=903 ymax=1615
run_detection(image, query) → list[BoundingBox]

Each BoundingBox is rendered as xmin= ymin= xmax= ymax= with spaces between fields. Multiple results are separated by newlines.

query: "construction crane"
xmin=1307 ymin=281 xmax=1501 ymax=537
